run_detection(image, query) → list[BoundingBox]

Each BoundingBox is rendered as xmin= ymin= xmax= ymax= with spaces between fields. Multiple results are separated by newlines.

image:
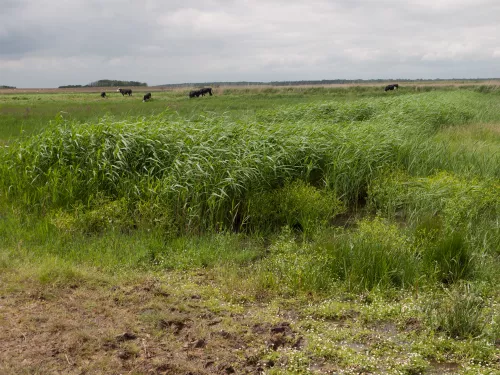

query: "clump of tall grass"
xmin=423 ymin=231 xmax=475 ymax=284
xmin=0 ymin=103 xmax=391 ymax=234
xmin=473 ymin=85 xmax=500 ymax=94
xmin=426 ymin=283 xmax=487 ymax=339
xmin=258 ymin=91 xmax=478 ymax=133
xmin=397 ymin=136 xmax=500 ymax=179
xmin=257 ymin=99 xmax=380 ymax=124
xmin=321 ymin=217 xmax=418 ymax=291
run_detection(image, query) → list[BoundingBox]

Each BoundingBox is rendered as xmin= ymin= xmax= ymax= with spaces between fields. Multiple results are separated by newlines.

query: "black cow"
xmin=199 ymin=87 xmax=213 ymax=96
xmin=143 ymin=92 xmax=152 ymax=102
xmin=384 ymin=84 xmax=399 ymax=92
xmin=189 ymin=90 xmax=202 ymax=98
xmin=101 ymin=92 xmax=106 ymax=98
xmin=117 ymin=88 xmax=133 ymax=96
xmin=189 ymin=88 xmax=213 ymax=98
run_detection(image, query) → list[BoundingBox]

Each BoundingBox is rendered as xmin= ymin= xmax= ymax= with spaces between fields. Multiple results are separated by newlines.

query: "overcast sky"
xmin=1 ymin=0 xmax=500 ymax=88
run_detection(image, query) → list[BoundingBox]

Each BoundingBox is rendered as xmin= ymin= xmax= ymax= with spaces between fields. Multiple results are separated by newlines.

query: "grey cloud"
xmin=1 ymin=0 xmax=499 ymax=87
xmin=0 ymin=31 xmax=41 ymax=57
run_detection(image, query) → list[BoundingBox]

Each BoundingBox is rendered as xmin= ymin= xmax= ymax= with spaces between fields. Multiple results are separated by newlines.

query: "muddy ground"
xmin=1 ymin=273 xmax=306 ymax=375
xmin=1 ymin=270 xmax=483 ymax=375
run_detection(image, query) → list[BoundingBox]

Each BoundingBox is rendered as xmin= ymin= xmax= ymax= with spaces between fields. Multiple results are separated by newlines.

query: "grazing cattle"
xmin=189 ymin=90 xmax=202 ymax=98
xmin=384 ymin=84 xmax=399 ymax=92
xmin=189 ymin=88 xmax=213 ymax=98
xmin=199 ymin=87 xmax=213 ymax=96
xmin=101 ymin=92 xmax=106 ymax=98
xmin=143 ymin=92 xmax=152 ymax=102
xmin=117 ymin=88 xmax=133 ymax=96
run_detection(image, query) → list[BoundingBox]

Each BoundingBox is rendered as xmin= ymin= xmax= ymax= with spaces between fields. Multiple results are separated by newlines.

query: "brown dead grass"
xmin=2 ymin=80 xmax=499 ymax=94
xmin=0 ymin=87 xmax=171 ymax=95
xmin=2 ymin=267 xmax=497 ymax=374
xmin=437 ymin=122 xmax=500 ymax=140
xmin=0 ymin=273 xmax=304 ymax=375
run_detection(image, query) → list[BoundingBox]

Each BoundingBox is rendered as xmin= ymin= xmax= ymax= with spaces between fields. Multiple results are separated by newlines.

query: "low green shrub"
xmin=140 ymin=232 xmax=264 ymax=270
xmin=52 ymin=197 xmax=133 ymax=235
xmin=369 ymin=171 xmax=500 ymax=255
xmin=256 ymin=217 xmax=418 ymax=294
xmin=423 ymin=232 xmax=475 ymax=284
xmin=246 ymin=180 xmax=344 ymax=235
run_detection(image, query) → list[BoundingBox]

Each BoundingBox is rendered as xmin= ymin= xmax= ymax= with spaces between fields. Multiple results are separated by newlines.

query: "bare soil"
xmin=2 ymin=269 xmax=485 ymax=375
xmin=0 ymin=273 xmax=311 ymax=375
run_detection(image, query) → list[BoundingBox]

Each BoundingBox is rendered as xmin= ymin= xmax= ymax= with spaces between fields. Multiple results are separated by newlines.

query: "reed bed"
xmin=0 ymin=90 xmax=498 ymax=293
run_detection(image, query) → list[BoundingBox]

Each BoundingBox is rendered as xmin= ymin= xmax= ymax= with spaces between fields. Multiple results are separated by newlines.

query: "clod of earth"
xmin=158 ymin=318 xmax=189 ymax=334
xmin=115 ymin=332 xmax=137 ymax=342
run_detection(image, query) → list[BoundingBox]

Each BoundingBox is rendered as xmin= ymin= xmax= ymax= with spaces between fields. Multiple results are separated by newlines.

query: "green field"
xmin=1 ymin=85 xmax=499 ymax=374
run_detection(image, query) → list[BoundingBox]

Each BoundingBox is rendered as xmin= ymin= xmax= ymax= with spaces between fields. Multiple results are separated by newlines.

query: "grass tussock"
xmin=426 ymin=283 xmax=487 ymax=339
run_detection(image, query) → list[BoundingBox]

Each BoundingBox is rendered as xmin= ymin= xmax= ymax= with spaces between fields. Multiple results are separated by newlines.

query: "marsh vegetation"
xmin=0 ymin=85 xmax=499 ymax=374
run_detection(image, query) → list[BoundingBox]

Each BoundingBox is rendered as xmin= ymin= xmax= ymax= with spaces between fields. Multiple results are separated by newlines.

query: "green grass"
xmin=0 ymin=86 xmax=499 ymax=373
xmin=1 ymin=89 xmax=498 ymax=275
xmin=3 ymin=84 xmax=498 ymax=140
xmin=0 ymin=87 xmax=387 ymax=139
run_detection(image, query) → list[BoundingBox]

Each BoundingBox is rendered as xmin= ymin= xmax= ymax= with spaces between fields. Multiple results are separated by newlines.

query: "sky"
xmin=1 ymin=0 xmax=500 ymax=88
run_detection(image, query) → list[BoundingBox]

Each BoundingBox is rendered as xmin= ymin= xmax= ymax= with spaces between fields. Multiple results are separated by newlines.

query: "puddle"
xmin=429 ymin=360 xmax=460 ymax=374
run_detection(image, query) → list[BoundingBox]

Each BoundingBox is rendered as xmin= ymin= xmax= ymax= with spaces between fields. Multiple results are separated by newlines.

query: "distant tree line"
xmin=268 ymin=78 xmax=500 ymax=86
xmin=87 ymin=80 xmax=147 ymax=87
xmin=0 ymin=85 xmax=16 ymax=89
xmin=58 ymin=80 xmax=148 ymax=88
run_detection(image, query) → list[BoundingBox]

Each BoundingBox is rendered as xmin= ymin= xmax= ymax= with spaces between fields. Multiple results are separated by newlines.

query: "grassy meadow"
xmin=0 ymin=85 xmax=499 ymax=374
